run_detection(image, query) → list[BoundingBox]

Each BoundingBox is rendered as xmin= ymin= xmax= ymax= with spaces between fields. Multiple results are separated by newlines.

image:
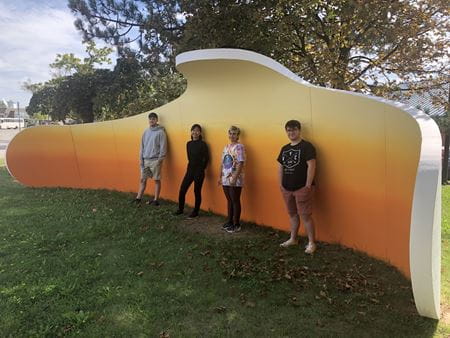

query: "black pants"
xmin=222 ymin=186 xmax=242 ymax=225
xmin=178 ymin=169 xmax=205 ymax=213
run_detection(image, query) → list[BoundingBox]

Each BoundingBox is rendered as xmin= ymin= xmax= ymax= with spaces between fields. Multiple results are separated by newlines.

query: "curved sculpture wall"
xmin=5 ymin=49 xmax=441 ymax=319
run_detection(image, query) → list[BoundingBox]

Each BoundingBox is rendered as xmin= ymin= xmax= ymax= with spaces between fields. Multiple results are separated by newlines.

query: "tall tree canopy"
xmin=68 ymin=0 xmax=449 ymax=96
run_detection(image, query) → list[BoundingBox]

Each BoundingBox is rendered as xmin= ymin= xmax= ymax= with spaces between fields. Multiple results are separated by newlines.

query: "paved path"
xmin=0 ymin=129 xmax=20 ymax=161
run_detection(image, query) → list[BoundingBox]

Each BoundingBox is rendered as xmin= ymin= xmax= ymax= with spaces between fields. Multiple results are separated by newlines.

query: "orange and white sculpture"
xmin=6 ymin=49 xmax=441 ymax=319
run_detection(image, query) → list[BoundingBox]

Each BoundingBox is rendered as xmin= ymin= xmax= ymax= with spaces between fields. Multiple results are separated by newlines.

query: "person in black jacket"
xmin=174 ymin=124 xmax=209 ymax=218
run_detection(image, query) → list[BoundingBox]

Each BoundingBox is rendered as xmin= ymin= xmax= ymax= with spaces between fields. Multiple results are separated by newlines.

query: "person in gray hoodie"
xmin=132 ymin=112 xmax=167 ymax=206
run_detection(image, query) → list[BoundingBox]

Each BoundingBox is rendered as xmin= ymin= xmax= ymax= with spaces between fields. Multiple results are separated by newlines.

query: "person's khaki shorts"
xmin=280 ymin=186 xmax=314 ymax=216
xmin=141 ymin=159 xmax=162 ymax=180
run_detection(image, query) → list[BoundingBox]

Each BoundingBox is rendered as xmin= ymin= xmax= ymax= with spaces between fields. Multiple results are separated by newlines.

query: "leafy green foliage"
xmin=69 ymin=0 xmax=449 ymax=97
xmin=50 ymin=41 xmax=112 ymax=77
xmin=0 ymin=168 xmax=449 ymax=336
xmin=93 ymin=54 xmax=186 ymax=121
xmin=25 ymin=42 xmax=186 ymax=123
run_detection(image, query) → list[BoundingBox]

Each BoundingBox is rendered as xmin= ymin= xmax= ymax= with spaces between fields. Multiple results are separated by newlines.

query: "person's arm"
xmin=186 ymin=141 xmax=190 ymax=162
xmin=139 ymin=134 xmax=145 ymax=169
xmin=278 ymin=163 xmax=283 ymax=186
xmin=230 ymin=144 xmax=245 ymax=185
xmin=305 ymin=159 xmax=316 ymax=188
xmin=218 ymin=147 xmax=224 ymax=185
xmin=230 ymin=161 xmax=243 ymax=185
xmin=158 ymin=130 xmax=167 ymax=161
xmin=202 ymin=142 xmax=209 ymax=170
xmin=218 ymin=163 xmax=223 ymax=185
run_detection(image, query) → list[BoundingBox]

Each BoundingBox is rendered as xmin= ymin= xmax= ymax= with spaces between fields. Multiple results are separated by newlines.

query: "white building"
xmin=0 ymin=99 xmax=29 ymax=118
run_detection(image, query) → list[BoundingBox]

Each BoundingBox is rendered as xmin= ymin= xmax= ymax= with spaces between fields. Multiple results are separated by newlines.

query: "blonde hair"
xmin=228 ymin=125 xmax=241 ymax=139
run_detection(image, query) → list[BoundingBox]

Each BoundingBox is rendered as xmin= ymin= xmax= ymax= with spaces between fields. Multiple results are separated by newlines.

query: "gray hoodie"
xmin=140 ymin=125 xmax=167 ymax=168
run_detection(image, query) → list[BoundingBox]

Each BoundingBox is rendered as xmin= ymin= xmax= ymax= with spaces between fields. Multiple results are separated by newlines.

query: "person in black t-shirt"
xmin=174 ymin=124 xmax=209 ymax=218
xmin=277 ymin=120 xmax=317 ymax=254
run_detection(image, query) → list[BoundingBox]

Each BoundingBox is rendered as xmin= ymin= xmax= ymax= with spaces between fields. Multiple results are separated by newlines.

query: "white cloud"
xmin=0 ymin=1 xmax=114 ymax=106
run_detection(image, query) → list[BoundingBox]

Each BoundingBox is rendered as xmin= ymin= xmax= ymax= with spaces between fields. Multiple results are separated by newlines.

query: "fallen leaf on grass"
xmin=214 ymin=306 xmax=227 ymax=313
xmin=63 ymin=325 xmax=74 ymax=333
xmin=160 ymin=331 xmax=170 ymax=338
xmin=139 ymin=225 xmax=150 ymax=233
xmin=137 ymin=271 xmax=144 ymax=276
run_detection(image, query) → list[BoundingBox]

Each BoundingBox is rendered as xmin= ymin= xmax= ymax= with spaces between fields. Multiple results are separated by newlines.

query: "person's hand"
xmin=230 ymin=176 xmax=237 ymax=186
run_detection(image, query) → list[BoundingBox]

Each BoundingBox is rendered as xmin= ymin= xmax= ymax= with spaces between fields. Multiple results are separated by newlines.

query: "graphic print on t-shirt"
xmin=282 ymin=148 xmax=301 ymax=169
xmin=223 ymin=154 xmax=233 ymax=169
xmin=221 ymin=143 xmax=246 ymax=186
xmin=277 ymin=140 xmax=316 ymax=191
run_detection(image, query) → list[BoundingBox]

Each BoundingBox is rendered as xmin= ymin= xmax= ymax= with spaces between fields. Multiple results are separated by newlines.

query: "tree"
xmin=68 ymin=0 xmax=183 ymax=68
xmin=68 ymin=0 xmax=449 ymax=97
xmin=433 ymin=84 xmax=450 ymax=184
xmin=93 ymin=53 xmax=185 ymax=121
xmin=50 ymin=41 xmax=113 ymax=76
xmin=26 ymin=82 xmax=59 ymax=119
xmin=25 ymin=42 xmax=185 ymax=123
xmin=25 ymin=41 xmax=113 ymax=122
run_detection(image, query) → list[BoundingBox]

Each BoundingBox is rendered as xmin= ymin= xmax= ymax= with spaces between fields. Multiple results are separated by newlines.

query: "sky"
xmin=0 ymin=0 xmax=114 ymax=107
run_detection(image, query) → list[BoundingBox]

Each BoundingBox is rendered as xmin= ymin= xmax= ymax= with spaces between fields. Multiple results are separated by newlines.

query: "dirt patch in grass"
xmin=175 ymin=212 xmax=255 ymax=239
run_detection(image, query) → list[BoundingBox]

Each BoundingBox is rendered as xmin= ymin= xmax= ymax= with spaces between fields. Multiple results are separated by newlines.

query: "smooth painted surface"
xmin=5 ymin=49 xmax=441 ymax=318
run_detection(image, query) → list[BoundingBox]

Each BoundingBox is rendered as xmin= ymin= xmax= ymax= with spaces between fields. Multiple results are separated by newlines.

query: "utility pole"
xmin=17 ymin=101 xmax=21 ymax=131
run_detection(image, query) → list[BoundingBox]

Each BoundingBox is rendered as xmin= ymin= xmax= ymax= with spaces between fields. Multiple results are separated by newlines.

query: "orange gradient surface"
xmin=6 ymin=55 xmax=421 ymax=278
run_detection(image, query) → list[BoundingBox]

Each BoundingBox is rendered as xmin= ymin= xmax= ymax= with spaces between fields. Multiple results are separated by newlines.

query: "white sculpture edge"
xmin=176 ymin=48 xmax=442 ymax=319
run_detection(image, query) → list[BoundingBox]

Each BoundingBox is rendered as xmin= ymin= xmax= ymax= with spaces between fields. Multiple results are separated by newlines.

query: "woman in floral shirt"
xmin=218 ymin=126 xmax=246 ymax=233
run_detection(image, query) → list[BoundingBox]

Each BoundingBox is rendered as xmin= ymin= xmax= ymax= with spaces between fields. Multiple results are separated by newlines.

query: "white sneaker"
xmin=280 ymin=239 xmax=298 ymax=248
xmin=304 ymin=243 xmax=316 ymax=254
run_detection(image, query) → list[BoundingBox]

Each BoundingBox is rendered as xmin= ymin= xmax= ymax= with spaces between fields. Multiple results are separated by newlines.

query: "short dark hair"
xmin=285 ymin=120 xmax=301 ymax=130
xmin=191 ymin=124 xmax=203 ymax=140
xmin=191 ymin=124 xmax=202 ymax=132
xmin=148 ymin=112 xmax=158 ymax=119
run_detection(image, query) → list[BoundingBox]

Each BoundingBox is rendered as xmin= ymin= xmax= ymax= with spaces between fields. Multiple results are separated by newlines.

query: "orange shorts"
xmin=280 ymin=186 xmax=314 ymax=216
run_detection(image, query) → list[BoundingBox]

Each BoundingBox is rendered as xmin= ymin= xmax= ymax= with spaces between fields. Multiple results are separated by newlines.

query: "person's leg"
xmin=230 ymin=186 xmax=242 ymax=225
xmin=280 ymin=189 xmax=300 ymax=246
xmin=225 ymin=186 xmax=242 ymax=233
xmin=136 ymin=177 xmax=147 ymax=199
xmin=191 ymin=172 xmax=205 ymax=215
xmin=296 ymin=187 xmax=316 ymax=253
xmin=154 ymin=180 xmax=161 ymax=201
xmin=150 ymin=160 xmax=162 ymax=204
xmin=288 ymin=214 xmax=301 ymax=241
xmin=178 ymin=172 xmax=194 ymax=212
xmin=222 ymin=186 xmax=234 ymax=224
xmin=300 ymin=213 xmax=315 ymax=245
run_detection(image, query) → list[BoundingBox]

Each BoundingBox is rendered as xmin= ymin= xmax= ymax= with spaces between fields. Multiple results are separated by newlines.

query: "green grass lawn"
xmin=0 ymin=167 xmax=448 ymax=336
